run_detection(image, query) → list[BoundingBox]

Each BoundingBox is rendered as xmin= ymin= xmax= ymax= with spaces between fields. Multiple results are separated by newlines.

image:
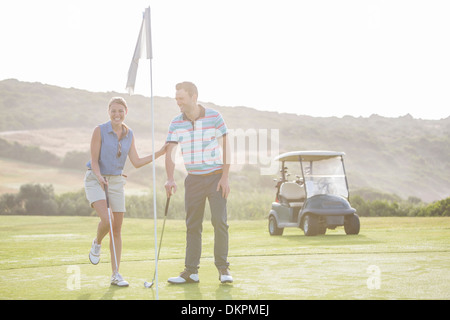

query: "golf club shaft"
xmin=157 ymin=196 xmax=170 ymax=261
xmin=104 ymin=182 xmax=119 ymax=274
xmin=149 ymin=196 xmax=171 ymax=285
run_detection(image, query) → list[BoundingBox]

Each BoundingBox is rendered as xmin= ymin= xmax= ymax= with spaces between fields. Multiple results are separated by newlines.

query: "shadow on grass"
xmin=166 ymin=281 xmax=234 ymax=300
xmin=99 ymin=284 xmax=131 ymax=300
xmin=215 ymin=283 xmax=234 ymax=300
xmin=281 ymin=233 xmax=380 ymax=246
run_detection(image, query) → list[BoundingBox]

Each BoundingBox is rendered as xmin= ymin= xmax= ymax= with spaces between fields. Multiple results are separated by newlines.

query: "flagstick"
xmin=149 ymin=55 xmax=159 ymax=300
xmin=126 ymin=6 xmax=158 ymax=298
xmin=143 ymin=6 xmax=158 ymax=300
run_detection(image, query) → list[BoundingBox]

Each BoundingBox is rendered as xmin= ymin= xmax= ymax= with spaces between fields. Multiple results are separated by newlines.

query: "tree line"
xmin=0 ymin=138 xmax=88 ymax=170
xmin=0 ymin=183 xmax=448 ymax=218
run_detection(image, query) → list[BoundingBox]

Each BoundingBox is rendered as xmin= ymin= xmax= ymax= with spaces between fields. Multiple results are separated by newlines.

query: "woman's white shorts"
xmin=84 ymin=170 xmax=126 ymax=213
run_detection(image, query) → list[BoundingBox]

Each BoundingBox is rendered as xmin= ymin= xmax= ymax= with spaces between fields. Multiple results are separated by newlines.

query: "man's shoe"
xmin=168 ymin=269 xmax=199 ymax=284
xmin=219 ymin=268 xmax=233 ymax=283
xmin=111 ymin=272 xmax=129 ymax=287
xmin=89 ymin=238 xmax=101 ymax=265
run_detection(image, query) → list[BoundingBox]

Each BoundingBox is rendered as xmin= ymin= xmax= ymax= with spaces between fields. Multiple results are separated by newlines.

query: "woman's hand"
xmin=97 ymin=175 xmax=108 ymax=190
xmin=156 ymin=143 xmax=169 ymax=159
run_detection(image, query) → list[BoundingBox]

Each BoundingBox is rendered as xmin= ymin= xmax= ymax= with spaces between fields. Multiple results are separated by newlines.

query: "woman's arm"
xmin=128 ymin=136 xmax=168 ymax=168
xmin=90 ymin=126 xmax=107 ymax=188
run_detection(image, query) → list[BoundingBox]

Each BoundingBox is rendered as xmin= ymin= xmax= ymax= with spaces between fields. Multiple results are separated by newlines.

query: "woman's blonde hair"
xmin=108 ymin=97 xmax=128 ymax=111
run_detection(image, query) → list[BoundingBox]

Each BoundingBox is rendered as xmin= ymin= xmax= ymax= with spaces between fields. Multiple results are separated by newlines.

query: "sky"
xmin=1 ymin=0 xmax=449 ymax=120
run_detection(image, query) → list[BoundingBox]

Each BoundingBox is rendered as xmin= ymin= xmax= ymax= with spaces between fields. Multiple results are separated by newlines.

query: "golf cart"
xmin=268 ymin=151 xmax=360 ymax=236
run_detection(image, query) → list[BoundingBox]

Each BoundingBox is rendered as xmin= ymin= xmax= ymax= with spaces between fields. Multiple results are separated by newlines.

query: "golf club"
xmin=144 ymin=195 xmax=171 ymax=288
xmin=104 ymin=182 xmax=119 ymax=275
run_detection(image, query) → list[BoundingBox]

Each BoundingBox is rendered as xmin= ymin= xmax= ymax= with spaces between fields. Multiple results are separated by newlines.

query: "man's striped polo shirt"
xmin=166 ymin=105 xmax=228 ymax=175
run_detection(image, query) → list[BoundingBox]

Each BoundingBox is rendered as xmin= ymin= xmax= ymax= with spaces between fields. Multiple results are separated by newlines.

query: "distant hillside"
xmin=1 ymin=79 xmax=449 ymax=202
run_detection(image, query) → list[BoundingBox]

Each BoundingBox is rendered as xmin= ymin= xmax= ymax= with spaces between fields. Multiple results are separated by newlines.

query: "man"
xmin=164 ymin=81 xmax=232 ymax=284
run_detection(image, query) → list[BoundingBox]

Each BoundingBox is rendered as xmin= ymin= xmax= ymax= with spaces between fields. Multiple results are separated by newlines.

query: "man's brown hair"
xmin=176 ymin=81 xmax=198 ymax=97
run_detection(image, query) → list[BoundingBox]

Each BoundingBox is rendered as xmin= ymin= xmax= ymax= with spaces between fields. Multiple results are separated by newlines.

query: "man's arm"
xmin=164 ymin=142 xmax=178 ymax=197
xmin=217 ymin=134 xmax=230 ymax=199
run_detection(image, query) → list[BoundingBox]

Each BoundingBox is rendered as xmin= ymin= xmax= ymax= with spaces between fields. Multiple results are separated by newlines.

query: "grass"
xmin=0 ymin=216 xmax=449 ymax=300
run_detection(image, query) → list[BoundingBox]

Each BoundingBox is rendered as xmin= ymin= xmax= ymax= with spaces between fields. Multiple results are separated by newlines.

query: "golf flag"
xmin=126 ymin=7 xmax=153 ymax=94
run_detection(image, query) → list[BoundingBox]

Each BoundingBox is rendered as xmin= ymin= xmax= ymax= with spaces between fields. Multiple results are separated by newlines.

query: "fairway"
xmin=0 ymin=216 xmax=449 ymax=300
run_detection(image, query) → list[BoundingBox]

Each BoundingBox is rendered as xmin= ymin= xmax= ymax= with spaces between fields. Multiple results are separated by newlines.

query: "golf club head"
xmin=144 ymin=281 xmax=154 ymax=288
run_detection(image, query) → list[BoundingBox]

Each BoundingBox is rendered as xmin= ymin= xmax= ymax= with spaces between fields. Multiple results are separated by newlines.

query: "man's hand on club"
xmin=165 ymin=179 xmax=177 ymax=198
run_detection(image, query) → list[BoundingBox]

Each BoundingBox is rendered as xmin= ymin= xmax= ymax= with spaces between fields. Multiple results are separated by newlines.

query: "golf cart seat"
xmin=279 ymin=182 xmax=305 ymax=208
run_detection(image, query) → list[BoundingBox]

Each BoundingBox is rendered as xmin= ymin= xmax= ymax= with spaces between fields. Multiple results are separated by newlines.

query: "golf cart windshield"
xmin=303 ymin=157 xmax=348 ymax=199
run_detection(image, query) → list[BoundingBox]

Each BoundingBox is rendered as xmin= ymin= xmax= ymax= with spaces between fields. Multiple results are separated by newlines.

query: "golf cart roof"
xmin=275 ymin=150 xmax=345 ymax=162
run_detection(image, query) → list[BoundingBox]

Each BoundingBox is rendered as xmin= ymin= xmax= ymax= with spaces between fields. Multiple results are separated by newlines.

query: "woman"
xmin=84 ymin=97 xmax=166 ymax=287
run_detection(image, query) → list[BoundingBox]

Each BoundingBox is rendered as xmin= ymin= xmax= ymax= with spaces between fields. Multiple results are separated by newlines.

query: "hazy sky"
xmin=1 ymin=0 xmax=449 ymax=119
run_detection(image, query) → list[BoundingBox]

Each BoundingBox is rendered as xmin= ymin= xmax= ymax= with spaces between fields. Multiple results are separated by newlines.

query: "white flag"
xmin=126 ymin=7 xmax=152 ymax=95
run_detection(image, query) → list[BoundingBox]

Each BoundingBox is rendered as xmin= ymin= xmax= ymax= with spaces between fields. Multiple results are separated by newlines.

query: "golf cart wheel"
xmin=317 ymin=225 xmax=327 ymax=235
xmin=303 ymin=214 xmax=319 ymax=236
xmin=268 ymin=216 xmax=284 ymax=236
xmin=344 ymin=214 xmax=360 ymax=235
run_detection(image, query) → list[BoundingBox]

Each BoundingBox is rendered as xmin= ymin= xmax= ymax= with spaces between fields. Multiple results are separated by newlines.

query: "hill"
xmin=0 ymin=79 xmax=449 ymax=202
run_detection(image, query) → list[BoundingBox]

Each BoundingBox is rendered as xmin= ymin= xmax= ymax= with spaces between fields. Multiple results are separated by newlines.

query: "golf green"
xmin=0 ymin=216 xmax=449 ymax=300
